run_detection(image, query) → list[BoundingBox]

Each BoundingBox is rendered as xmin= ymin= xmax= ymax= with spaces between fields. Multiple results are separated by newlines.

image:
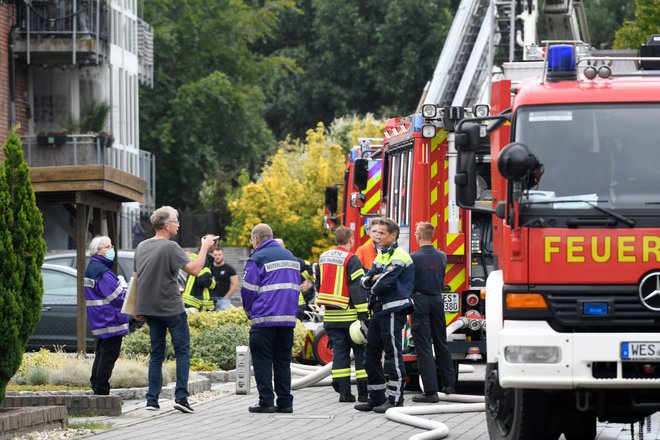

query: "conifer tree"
xmin=0 ymin=127 xmax=45 ymax=404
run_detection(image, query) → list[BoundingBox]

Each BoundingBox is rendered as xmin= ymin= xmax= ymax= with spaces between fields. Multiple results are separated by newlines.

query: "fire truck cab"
xmin=453 ymin=38 xmax=660 ymax=439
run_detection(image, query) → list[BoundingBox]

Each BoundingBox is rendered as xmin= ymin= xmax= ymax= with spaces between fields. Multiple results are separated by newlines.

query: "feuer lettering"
xmin=544 ymin=235 xmax=660 ymax=263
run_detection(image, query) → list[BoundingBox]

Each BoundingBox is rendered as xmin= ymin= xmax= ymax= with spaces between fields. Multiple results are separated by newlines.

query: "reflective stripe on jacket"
xmin=84 ymin=254 xmax=130 ymax=339
xmin=361 ymin=243 xmax=414 ymax=313
xmin=182 ymin=253 xmax=216 ymax=311
xmin=318 ymin=248 xmax=369 ymax=328
xmin=241 ymin=239 xmax=301 ymax=328
xmin=318 ymin=247 xmax=353 ymax=309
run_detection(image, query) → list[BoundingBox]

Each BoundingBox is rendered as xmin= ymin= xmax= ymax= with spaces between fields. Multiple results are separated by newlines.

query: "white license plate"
xmin=621 ymin=342 xmax=660 ymax=360
xmin=443 ymin=293 xmax=460 ymax=313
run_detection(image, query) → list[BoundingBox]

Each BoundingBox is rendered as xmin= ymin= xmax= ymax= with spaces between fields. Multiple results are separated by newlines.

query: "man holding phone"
xmin=134 ymin=206 xmax=218 ymax=414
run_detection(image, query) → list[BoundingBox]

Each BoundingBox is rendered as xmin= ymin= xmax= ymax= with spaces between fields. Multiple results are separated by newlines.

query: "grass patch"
xmin=11 ymin=350 xmax=176 ymax=389
xmin=7 ymin=384 xmax=88 ymax=392
xmin=68 ymin=421 xmax=112 ymax=430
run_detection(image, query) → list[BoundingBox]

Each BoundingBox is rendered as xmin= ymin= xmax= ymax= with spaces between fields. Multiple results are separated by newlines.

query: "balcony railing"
xmin=15 ymin=0 xmax=109 ymax=65
xmin=22 ymin=134 xmax=155 ymax=211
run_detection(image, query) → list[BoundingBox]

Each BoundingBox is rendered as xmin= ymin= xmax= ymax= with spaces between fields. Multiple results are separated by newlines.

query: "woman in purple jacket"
xmin=84 ymin=235 xmax=130 ymax=395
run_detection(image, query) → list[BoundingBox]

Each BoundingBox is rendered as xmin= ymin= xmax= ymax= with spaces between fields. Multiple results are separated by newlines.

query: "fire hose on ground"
xmin=288 ymin=317 xmax=487 ymax=439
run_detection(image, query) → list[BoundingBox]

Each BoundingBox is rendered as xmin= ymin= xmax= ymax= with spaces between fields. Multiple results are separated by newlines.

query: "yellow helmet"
xmin=349 ymin=320 xmax=367 ymax=345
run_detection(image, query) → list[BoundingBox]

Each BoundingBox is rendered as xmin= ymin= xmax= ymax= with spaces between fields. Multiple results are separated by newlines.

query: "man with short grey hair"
xmin=241 ymin=223 xmax=301 ymax=414
xmin=134 ymin=206 xmax=217 ymax=413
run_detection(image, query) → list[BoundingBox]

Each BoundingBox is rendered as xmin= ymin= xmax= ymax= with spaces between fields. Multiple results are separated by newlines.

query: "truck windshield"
xmin=514 ymin=103 xmax=660 ymax=210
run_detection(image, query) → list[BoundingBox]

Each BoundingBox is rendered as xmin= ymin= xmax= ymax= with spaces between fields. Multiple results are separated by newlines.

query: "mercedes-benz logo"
xmin=639 ymin=272 xmax=660 ymax=311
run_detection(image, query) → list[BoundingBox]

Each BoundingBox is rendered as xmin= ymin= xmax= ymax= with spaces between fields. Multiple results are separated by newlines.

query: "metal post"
xmin=509 ymin=0 xmax=515 ymax=62
xmin=73 ymin=0 xmax=77 ymax=65
xmin=236 ymin=346 xmax=252 ymax=394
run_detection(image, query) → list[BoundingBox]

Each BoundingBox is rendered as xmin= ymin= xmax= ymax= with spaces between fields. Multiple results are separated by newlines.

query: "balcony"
xmin=22 ymin=134 xmax=154 ymax=210
xmin=14 ymin=0 xmax=109 ymax=65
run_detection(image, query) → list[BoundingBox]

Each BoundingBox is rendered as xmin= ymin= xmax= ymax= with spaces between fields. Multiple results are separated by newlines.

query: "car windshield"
xmin=515 ymin=103 xmax=660 ymax=210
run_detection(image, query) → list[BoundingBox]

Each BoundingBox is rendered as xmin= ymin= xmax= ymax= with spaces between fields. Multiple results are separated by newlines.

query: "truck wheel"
xmin=485 ymin=363 xmax=560 ymax=440
xmin=312 ymin=328 xmax=333 ymax=366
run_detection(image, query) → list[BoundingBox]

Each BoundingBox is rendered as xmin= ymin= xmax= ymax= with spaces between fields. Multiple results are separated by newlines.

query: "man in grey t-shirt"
xmin=134 ymin=206 xmax=217 ymax=414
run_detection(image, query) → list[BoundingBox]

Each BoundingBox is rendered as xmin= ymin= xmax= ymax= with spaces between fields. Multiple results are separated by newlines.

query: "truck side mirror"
xmin=498 ymin=143 xmax=542 ymax=189
xmin=325 ymin=186 xmax=338 ymax=214
xmin=455 ymin=152 xmax=477 ymax=207
xmin=353 ymin=158 xmax=369 ymax=191
xmin=455 ymin=122 xmax=481 ymax=152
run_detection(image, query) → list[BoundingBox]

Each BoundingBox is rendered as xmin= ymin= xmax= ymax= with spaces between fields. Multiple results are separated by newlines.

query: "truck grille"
xmin=545 ymin=289 xmax=660 ymax=333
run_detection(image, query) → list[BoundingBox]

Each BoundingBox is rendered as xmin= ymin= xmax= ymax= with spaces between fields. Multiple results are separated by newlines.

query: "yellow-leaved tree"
xmin=226 ymin=115 xmax=386 ymax=260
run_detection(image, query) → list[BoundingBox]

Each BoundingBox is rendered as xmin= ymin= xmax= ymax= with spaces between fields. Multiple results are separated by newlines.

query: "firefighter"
xmin=355 ymin=218 xmax=414 ymax=413
xmin=355 ymin=218 xmax=382 ymax=269
xmin=316 ymin=226 xmax=370 ymax=403
xmin=182 ymin=252 xmax=216 ymax=312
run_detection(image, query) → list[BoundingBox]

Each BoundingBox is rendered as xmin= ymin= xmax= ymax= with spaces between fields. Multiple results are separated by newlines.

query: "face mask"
xmin=105 ymin=249 xmax=116 ymax=261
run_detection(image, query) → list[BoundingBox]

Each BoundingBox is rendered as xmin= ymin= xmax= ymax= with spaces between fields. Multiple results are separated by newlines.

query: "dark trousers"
xmin=325 ymin=327 xmax=367 ymax=395
xmin=411 ymin=293 xmax=455 ymax=392
xmin=90 ymin=335 xmax=123 ymax=395
xmin=364 ymin=310 xmax=407 ymax=405
xmin=146 ymin=312 xmax=191 ymax=402
xmin=250 ymin=326 xmax=294 ymax=408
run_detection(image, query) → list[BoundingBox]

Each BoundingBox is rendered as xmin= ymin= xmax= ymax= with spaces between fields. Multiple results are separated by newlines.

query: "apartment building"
xmin=1 ymin=0 xmax=154 ymax=251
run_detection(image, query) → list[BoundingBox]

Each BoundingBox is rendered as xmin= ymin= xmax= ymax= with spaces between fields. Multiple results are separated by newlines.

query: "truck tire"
xmin=312 ymin=328 xmax=333 ymax=366
xmin=484 ymin=363 xmax=560 ymax=440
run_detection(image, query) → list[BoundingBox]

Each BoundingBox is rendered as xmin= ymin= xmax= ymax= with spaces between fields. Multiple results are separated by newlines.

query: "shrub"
xmin=121 ymin=308 xmax=307 ymax=371
xmin=191 ymin=324 xmax=250 ymax=371
xmin=121 ymin=325 xmax=174 ymax=360
xmin=0 ymin=127 xmax=46 ymax=404
xmin=293 ymin=320 xmax=307 ymax=358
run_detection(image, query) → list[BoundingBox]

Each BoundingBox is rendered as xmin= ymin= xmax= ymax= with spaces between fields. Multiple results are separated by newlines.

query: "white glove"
xmin=117 ymin=275 xmax=128 ymax=288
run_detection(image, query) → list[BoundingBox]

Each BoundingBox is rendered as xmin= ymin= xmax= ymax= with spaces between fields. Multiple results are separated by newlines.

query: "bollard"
xmin=236 ymin=345 xmax=251 ymax=394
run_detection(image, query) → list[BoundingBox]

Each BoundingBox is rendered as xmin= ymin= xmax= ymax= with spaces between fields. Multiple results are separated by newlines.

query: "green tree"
xmin=140 ymin=0 xmax=297 ymax=210
xmin=584 ymin=0 xmax=635 ymax=49
xmin=613 ymin=0 xmax=660 ymax=50
xmin=263 ymin=0 xmax=452 ymax=140
xmin=226 ymin=116 xmax=385 ymax=259
xmin=0 ymin=128 xmax=45 ymax=404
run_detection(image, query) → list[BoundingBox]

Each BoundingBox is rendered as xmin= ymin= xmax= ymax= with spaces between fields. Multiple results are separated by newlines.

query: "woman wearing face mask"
xmin=84 ymin=235 xmax=130 ymax=395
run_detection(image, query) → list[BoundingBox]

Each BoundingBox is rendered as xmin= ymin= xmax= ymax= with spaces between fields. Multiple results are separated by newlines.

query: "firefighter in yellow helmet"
xmin=182 ymin=252 xmax=216 ymax=311
xmin=316 ymin=226 xmax=369 ymax=402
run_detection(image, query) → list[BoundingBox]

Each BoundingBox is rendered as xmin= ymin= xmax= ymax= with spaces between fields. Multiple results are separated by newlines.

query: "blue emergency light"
xmin=546 ymin=45 xmax=577 ymax=82
xmin=412 ymin=113 xmax=424 ymax=133
xmin=582 ymin=302 xmax=609 ymax=316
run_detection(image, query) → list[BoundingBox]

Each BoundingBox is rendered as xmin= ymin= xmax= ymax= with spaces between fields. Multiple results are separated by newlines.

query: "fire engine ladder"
xmin=423 ymin=0 xmax=492 ymax=108
xmin=543 ymin=0 xmax=591 ymax=44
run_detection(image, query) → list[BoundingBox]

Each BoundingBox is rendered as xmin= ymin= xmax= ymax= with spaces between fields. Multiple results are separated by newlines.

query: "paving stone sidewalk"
xmin=83 ymin=376 xmax=660 ymax=440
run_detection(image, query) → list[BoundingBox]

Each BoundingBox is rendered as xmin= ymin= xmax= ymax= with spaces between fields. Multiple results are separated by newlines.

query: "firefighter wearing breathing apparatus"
xmin=355 ymin=218 xmax=414 ymax=413
xmin=316 ymin=226 xmax=370 ymax=403
xmin=182 ymin=252 xmax=216 ymax=311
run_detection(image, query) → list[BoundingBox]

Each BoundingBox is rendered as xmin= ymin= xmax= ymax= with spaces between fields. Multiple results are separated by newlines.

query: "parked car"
xmin=44 ymin=250 xmax=188 ymax=290
xmin=27 ymin=263 xmax=95 ymax=351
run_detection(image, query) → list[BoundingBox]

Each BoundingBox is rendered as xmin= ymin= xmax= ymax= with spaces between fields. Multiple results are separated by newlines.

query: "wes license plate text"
xmin=621 ymin=342 xmax=660 ymax=360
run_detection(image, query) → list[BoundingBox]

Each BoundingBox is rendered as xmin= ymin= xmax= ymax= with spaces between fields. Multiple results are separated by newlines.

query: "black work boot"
xmin=357 ymin=380 xmax=368 ymax=403
xmin=373 ymin=399 xmax=403 ymax=413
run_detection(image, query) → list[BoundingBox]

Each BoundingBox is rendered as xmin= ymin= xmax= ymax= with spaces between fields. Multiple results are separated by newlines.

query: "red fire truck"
xmin=326 ymin=117 xmax=490 ymax=389
xmin=325 ymin=139 xmax=383 ymax=248
xmin=447 ymin=38 xmax=660 ymax=439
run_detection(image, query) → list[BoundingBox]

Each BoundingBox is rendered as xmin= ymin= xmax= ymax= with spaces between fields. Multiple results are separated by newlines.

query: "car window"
xmin=44 ymin=256 xmax=75 ymax=267
xmin=117 ymin=256 xmax=133 ymax=280
xmin=42 ymin=269 xmax=76 ymax=297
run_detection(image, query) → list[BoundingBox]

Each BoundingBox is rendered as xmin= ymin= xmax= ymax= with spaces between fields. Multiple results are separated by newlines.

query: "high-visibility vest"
xmin=182 ymin=254 xmax=216 ymax=311
xmin=317 ymin=247 xmax=353 ymax=309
